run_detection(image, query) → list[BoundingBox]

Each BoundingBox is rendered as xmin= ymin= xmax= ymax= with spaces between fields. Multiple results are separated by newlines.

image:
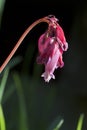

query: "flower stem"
xmin=0 ymin=16 xmax=49 ymax=73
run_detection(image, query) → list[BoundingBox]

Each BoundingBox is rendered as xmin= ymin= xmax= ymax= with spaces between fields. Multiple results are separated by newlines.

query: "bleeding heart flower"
xmin=36 ymin=15 xmax=68 ymax=82
xmin=0 ymin=15 xmax=68 ymax=81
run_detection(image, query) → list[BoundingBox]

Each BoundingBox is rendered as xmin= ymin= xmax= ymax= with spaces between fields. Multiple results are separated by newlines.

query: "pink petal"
xmin=42 ymin=44 xmax=60 ymax=82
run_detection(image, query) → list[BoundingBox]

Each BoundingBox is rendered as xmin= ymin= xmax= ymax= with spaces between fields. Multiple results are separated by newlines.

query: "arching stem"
xmin=0 ymin=17 xmax=49 ymax=73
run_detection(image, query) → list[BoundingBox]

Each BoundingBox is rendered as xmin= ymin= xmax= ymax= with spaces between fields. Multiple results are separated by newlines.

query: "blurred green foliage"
xmin=0 ymin=0 xmax=6 ymax=27
xmin=76 ymin=114 xmax=84 ymax=130
xmin=0 ymin=65 xmax=85 ymax=130
xmin=0 ymin=67 xmax=8 ymax=130
xmin=0 ymin=104 xmax=6 ymax=130
xmin=0 ymin=0 xmax=87 ymax=130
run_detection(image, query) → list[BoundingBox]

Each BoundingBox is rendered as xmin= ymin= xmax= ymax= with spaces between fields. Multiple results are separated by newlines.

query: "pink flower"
xmin=37 ymin=15 xmax=68 ymax=82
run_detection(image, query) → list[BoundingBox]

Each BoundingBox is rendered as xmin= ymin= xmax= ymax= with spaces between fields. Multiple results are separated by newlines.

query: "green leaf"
xmin=0 ymin=56 xmax=22 ymax=104
xmin=0 ymin=68 xmax=9 ymax=103
xmin=13 ymin=72 xmax=29 ymax=130
xmin=0 ymin=0 xmax=6 ymax=27
xmin=48 ymin=117 xmax=64 ymax=130
xmin=53 ymin=119 xmax=64 ymax=130
xmin=2 ymin=84 xmax=15 ymax=104
xmin=0 ymin=104 xmax=6 ymax=130
xmin=76 ymin=114 xmax=84 ymax=130
xmin=7 ymin=56 xmax=23 ymax=70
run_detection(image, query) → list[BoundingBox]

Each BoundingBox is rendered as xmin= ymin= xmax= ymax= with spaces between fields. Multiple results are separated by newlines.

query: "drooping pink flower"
xmin=37 ymin=15 xmax=68 ymax=82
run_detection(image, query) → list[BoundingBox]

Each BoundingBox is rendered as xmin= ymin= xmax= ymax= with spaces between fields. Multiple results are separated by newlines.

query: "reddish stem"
xmin=0 ymin=17 xmax=49 ymax=73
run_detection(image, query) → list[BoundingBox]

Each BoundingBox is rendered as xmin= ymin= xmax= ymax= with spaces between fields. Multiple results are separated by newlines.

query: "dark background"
xmin=0 ymin=0 xmax=87 ymax=130
xmin=0 ymin=0 xmax=78 ymax=63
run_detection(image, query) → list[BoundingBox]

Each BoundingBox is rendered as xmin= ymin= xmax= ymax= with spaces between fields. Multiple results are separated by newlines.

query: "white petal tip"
xmin=41 ymin=72 xmax=55 ymax=83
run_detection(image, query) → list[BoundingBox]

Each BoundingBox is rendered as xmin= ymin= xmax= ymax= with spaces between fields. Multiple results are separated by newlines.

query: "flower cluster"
xmin=37 ymin=15 xmax=68 ymax=82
